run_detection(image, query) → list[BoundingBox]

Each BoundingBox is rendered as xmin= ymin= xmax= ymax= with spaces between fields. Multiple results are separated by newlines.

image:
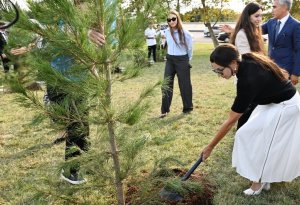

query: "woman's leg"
xmin=174 ymin=56 xmax=193 ymax=113
xmin=161 ymin=56 xmax=176 ymax=114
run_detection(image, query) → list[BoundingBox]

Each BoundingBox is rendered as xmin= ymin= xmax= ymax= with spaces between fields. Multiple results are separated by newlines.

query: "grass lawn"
xmin=1 ymin=43 xmax=300 ymax=204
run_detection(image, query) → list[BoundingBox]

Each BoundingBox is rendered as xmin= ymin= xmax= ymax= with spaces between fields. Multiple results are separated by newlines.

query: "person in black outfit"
xmin=10 ymin=1 xmax=106 ymax=185
xmin=0 ymin=24 xmax=10 ymax=72
xmin=202 ymin=44 xmax=300 ymax=196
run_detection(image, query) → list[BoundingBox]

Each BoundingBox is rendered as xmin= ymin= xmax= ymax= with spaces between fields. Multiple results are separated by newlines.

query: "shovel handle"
xmin=181 ymin=154 xmax=203 ymax=181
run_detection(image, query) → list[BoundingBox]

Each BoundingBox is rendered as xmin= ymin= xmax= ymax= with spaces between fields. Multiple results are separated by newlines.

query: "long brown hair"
xmin=168 ymin=10 xmax=187 ymax=49
xmin=243 ymin=52 xmax=286 ymax=81
xmin=230 ymin=2 xmax=264 ymax=53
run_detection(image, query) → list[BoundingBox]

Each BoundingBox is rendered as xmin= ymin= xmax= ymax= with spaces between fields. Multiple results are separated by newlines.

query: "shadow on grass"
xmin=1 ymin=142 xmax=54 ymax=161
xmin=149 ymin=113 xmax=189 ymax=124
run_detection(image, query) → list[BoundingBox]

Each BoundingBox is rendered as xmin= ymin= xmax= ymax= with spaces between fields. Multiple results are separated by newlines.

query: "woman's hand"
xmin=290 ymin=74 xmax=299 ymax=85
xmin=88 ymin=29 xmax=106 ymax=47
xmin=201 ymin=145 xmax=214 ymax=161
xmin=10 ymin=47 xmax=29 ymax=55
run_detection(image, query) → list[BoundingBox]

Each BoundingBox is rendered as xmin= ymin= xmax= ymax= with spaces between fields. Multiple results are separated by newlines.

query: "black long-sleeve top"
xmin=231 ymin=56 xmax=296 ymax=113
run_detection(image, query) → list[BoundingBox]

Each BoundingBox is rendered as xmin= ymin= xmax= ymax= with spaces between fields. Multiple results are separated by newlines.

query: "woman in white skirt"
xmin=201 ymin=44 xmax=300 ymax=195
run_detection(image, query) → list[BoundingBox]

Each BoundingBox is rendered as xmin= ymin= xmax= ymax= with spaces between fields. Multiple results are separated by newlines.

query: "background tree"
xmin=244 ymin=0 xmax=299 ymax=21
xmin=290 ymin=0 xmax=300 ymax=19
xmin=182 ymin=7 xmax=238 ymax=22
xmin=200 ymin=0 xmax=230 ymax=47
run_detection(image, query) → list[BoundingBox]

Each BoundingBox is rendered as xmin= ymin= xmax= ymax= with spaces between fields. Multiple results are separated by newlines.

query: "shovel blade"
xmin=159 ymin=187 xmax=183 ymax=202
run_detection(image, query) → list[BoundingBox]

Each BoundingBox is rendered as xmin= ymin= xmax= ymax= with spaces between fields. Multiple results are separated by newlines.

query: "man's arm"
xmin=291 ymin=23 xmax=300 ymax=85
xmin=261 ymin=21 xmax=268 ymax=35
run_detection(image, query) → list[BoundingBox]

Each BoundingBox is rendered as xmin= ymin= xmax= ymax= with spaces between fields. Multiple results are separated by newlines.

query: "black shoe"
xmin=183 ymin=108 xmax=193 ymax=114
xmin=53 ymin=132 xmax=67 ymax=144
xmin=159 ymin=113 xmax=168 ymax=118
xmin=60 ymin=169 xmax=86 ymax=185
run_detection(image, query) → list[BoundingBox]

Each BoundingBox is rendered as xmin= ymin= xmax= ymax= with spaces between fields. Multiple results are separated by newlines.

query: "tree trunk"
xmin=201 ymin=0 xmax=219 ymax=48
xmin=105 ymin=60 xmax=125 ymax=205
xmin=176 ymin=0 xmax=180 ymax=13
xmin=206 ymin=23 xmax=219 ymax=48
xmin=98 ymin=0 xmax=124 ymax=203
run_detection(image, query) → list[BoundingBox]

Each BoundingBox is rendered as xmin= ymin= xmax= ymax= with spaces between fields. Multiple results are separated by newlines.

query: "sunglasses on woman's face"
xmin=212 ymin=67 xmax=226 ymax=75
xmin=167 ymin=17 xmax=177 ymax=22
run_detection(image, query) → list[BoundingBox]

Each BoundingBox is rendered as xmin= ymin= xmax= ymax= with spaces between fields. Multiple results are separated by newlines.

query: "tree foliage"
xmin=4 ymin=0 xmax=165 ymax=204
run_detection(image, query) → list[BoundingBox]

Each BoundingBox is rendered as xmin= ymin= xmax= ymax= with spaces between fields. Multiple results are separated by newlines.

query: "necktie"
xmin=275 ymin=21 xmax=281 ymax=41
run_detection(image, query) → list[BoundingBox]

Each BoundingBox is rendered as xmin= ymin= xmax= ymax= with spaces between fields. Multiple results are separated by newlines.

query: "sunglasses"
xmin=212 ymin=67 xmax=226 ymax=75
xmin=167 ymin=17 xmax=177 ymax=22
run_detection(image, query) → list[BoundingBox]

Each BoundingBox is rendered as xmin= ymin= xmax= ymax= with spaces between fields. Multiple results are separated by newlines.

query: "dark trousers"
xmin=237 ymin=103 xmax=257 ymax=130
xmin=1 ymin=54 xmax=10 ymax=72
xmin=148 ymin=45 xmax=157 ymax=62
xmin=161 ymin=54 xmax=193 ymax=114
xmin=47 ymin=87 xmax=90 ymax=173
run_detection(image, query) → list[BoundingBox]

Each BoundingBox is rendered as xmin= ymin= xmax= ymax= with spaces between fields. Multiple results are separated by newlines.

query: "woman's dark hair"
xmin=210 ymin=44 xmax=286 ymax=81
xmin=210 ymin=44 xmax=240 ymax=67
xmin=230 ymin=2 xmax=264 ymax=53
xmin=243 ymin=53 xmax=286 ymax=81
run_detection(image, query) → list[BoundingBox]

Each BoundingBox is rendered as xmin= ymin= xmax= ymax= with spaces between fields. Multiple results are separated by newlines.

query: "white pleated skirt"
xmin=232 ymin=92 xmax=300 ymax=183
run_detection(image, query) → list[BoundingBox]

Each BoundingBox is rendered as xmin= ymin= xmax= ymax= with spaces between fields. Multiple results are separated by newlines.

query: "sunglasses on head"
xmin=167 ymin=17 xmax=177 ymax=22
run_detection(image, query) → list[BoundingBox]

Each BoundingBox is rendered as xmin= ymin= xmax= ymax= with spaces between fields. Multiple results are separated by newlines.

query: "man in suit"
xmin=262 ymin=0 xmax=300 ymax=85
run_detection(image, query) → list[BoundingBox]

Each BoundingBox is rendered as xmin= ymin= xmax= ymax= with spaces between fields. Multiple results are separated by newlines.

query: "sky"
xmin=12 ymin=0 xmax=29 ymax=10
xmin=181 ymin=0 xmax=245 ymax=13
xmin=13 ymin=0 xmax=245 ymax=13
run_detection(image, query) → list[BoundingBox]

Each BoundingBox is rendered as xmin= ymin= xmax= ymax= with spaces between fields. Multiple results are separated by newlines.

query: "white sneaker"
xmin=60 ymin=169 xmax=86 ymax=185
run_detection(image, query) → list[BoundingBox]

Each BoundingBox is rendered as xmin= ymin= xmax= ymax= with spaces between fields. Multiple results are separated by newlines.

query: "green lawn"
xmin=1 ymin=43 xmax=300 ymax=204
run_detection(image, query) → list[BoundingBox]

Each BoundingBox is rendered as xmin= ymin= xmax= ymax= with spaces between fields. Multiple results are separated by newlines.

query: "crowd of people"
xmin=1 ymin=0 xmax=300 ymax=198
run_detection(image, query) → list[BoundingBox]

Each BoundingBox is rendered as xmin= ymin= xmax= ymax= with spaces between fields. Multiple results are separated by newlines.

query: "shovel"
xmin=159 ymin=154 xmax=203 ymax=202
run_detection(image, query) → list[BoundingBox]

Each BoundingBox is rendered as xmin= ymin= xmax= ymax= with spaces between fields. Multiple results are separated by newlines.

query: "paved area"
xmin=182 ymin=22 xmax=235 ymax=43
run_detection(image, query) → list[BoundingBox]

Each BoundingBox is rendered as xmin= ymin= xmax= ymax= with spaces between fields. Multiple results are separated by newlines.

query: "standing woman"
xmin=226 ymin=2 xmax=265 ymax=129
xmin=202 ymin=44 xmax=300 ymax=195
xmin=230 ymin=2 xmax=265 ymax=55
xmin=160 ymin=10 xmax=193 ymax=118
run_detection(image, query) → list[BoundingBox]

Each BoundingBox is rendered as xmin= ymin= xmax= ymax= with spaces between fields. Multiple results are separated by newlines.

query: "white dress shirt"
xmin=277 ymin=13 xmax=290 ymax=33
xmin=144 ymin=27 xmax=157 ymax=46
xmin=165 ymin=28 xmax=193 ymax=60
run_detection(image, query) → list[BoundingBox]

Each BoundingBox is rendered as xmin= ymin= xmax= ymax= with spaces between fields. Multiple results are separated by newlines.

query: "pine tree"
xmin=5 ymin=0 xmax=168 ymax=204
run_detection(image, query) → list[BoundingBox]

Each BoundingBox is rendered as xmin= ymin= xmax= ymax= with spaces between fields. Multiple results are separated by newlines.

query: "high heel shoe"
xmin=243 ymin=183 xmax=270 ymax=195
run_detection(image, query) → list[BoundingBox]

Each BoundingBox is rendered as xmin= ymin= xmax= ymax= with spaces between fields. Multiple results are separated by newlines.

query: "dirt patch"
xmin=126 ymin=168 xmax=215 ymax=205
